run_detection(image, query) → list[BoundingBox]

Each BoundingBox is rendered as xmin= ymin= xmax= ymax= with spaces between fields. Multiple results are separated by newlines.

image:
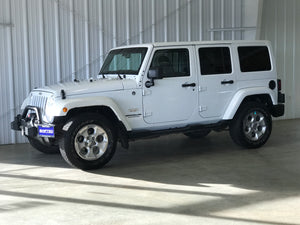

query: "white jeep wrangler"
xmin=11 ymin=41 xmax=285 ymax=170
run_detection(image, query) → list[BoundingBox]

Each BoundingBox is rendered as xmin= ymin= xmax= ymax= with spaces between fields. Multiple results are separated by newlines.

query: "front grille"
xmin=29 ymin=95 xmax=48 ymax=113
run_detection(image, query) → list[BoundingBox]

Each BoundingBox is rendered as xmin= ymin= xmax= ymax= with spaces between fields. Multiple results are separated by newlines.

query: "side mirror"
xmin=148 ymin=68 xmax=163 ymax=80
xmin=145 ymin=68 xmax=163 ymax=88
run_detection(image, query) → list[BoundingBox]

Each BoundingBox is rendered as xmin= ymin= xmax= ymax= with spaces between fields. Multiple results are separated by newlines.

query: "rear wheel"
xmin=59 ymin=113 xmax=117 ymax=170
xmin=28 ymin=137 xmax=59 ymax=154
xmin=184 ymin=129 xmax=211 ymax=139
xmin=230 ymin=102 xmax=272 ymax=148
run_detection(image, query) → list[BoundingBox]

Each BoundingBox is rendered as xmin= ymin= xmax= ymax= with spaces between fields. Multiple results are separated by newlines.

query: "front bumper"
xmin=11 ymin=106 xmax=56 ymax=138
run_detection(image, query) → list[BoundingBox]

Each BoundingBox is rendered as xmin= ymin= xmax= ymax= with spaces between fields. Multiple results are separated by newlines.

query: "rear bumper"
xmin=278 ymin=92 xmax=285 ymax=103
xmin=271 ymin=104 xmax=284 ymax=117
xmin=270 ymin=91 xmax=285 ymax=117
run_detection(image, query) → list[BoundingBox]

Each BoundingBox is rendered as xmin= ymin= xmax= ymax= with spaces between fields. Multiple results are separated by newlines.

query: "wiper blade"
xmin=98 ymin=73 xmax=106 ymax=78
xmin=99 ymin=72 xmax=126 ymax=80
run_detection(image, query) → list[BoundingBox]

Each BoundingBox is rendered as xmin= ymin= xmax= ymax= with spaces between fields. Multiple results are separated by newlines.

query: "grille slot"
xmin=29 ymin=95 xmax=48 ymax=113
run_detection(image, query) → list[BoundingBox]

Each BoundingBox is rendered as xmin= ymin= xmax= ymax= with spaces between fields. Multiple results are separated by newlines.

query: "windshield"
xmin=100 ymin=48 xmax=148 ymax=75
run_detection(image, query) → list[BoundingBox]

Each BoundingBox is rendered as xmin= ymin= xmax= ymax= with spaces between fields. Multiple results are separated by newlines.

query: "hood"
xmin=32 ymin=78 xmax=137 ymax=98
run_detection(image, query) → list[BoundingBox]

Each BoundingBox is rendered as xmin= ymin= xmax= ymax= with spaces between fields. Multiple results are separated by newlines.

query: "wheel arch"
xmin=65 ymin=105 xmax=130 ymax=130
xmin=54 ymin=96 xmax=130 ymax=130
xmin=223 ymin=88 xmax=276 ymax=120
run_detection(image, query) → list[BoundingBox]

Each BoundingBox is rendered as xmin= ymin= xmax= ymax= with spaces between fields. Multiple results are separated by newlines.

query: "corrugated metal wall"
xmin=261 ymin=0 xmax=300 ymax=119
xmin=0 ymin=0 xmax=259 ymax=145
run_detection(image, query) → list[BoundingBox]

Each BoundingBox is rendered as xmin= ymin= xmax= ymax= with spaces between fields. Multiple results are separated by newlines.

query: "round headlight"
xmin=44 ymin=97 xmax=55 ymax=123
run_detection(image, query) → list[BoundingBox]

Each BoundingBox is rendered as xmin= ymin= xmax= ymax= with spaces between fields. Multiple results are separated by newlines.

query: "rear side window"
xmin=199 ymin=47 xmax=232 ymax=75
xmin=238 ymin=46 xmax=271 ymax=72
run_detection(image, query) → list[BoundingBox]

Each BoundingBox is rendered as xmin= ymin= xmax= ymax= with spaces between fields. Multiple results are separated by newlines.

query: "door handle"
xmin=182 ymin=83 xmax=196 ymax=87
xmin=221 ymin=80 xmax=234 ymax=85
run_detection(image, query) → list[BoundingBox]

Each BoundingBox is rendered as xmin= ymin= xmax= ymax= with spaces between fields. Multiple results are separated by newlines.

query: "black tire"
xmin=28 ymin=137 xmax=60 ymax=154
xmin=59 ymin=113 xmax=117 ymax=170
xmin=229 ymin=102 xmax=272 ymax=148
xmin=184 ymin=129 xmax=211 ymax=139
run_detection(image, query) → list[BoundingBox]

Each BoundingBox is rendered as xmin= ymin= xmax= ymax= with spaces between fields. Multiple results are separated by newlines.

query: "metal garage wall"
xmin=260 ymin=0 xmax=300 ymax=119
xmin=0 ymin=0 xmax=259 ymax=144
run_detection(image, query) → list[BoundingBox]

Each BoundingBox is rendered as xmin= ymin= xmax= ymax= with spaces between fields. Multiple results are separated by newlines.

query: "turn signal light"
xmin=63 ymin=107 xmax=68 ymax=113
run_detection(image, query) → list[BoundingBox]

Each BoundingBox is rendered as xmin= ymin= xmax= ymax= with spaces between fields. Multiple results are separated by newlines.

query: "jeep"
xmin=11 ymin=41 xmax=285 ymax=170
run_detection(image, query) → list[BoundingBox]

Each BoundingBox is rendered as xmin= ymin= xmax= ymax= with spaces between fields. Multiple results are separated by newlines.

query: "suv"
xmin=11 ymin=41 xmax=285 ymax=170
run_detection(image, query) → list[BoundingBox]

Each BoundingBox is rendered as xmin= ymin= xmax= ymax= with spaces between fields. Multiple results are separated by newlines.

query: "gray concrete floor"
xmin=0 ymin=119 xmax=300 ymax=225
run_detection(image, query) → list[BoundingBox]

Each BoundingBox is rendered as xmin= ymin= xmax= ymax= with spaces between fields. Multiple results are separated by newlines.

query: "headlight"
xmin=43 ymin=97 xmax=55 ymax=123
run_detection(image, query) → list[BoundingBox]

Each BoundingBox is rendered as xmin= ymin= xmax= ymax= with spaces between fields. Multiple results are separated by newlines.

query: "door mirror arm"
xmin=145 ymin=79 xmax=155 ymax=88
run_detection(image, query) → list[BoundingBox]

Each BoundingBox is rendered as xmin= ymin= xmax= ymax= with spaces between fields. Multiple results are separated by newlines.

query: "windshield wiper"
xmin=98 ymin=73 xmax=106 ymax=79
xmin=99 ymin=72 xmax=126 ymax=80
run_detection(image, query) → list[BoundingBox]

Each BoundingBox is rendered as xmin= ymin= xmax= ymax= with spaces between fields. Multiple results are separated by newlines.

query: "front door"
xmin=142 ymin=47 xmax=197 ymax=124
xmin=197 ymin=45 xmax=237 ymax=118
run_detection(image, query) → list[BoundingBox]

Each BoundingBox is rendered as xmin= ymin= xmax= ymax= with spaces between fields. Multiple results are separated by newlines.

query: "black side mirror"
xmin=148 ymin=68 xmax=163 ymax=79
xmin=145 ymin=68 xmax=163 ymax=88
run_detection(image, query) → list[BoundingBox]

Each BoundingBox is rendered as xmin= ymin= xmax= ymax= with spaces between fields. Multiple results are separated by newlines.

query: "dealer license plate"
xmin=38 ymin=126 xmax=55 ymax=138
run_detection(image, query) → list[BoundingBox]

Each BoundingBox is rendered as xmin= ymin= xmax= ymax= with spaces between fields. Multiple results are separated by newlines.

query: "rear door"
xmin=197 ymin=45 xmax=237 ymax=118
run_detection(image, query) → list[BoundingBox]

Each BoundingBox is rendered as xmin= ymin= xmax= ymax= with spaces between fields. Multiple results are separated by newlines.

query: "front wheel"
xmin=230 ymin=102 xmax=272 ymax=148
xmin=59 ymin=113 xmax=117 ymax=170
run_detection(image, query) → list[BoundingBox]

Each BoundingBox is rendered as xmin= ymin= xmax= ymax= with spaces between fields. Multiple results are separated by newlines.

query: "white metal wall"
xmin=0 ymin=0 xmax=259 ymax=145
xmin=261 ymin=0 xmax=300 ymax=119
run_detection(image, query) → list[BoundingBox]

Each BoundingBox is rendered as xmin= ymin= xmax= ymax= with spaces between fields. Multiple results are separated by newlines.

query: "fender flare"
xmin=48 ymin=96 xmax=132 ymax=131
xmin=222 ymin=87 xmax=276 ymax=120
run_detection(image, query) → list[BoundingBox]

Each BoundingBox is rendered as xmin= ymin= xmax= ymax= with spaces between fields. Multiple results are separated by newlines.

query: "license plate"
xmin=38 ymin=126 xmax=55 ymax=137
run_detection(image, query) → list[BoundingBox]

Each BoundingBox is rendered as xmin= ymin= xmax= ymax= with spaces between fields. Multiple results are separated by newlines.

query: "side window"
xmin=238 ymin=46 xmax=271 ymax=72
xmin=199 ymin=47 xmax=232 ymax=75
xmin=149 ymin=49 xmax=190 ymax=78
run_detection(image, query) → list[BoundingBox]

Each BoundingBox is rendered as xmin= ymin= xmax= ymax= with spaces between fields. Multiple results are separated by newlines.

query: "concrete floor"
xmin=0 ymin=119 xmax=300 ymax=225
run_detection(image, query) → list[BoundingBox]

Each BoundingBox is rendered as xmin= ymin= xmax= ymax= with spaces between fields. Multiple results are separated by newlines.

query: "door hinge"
xmin=199 ymin=106 xmax=207 ymax=112
xmin=144 ymin=111 xmax=152 ymax=117
xmin=199 ymin=86 xmax=207 ymax=92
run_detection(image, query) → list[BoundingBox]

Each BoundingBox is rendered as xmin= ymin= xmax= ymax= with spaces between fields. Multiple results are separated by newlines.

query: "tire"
xmin=229 ymin=102 xmax=272 ymax=148
xmin=59 ymin=113 xmax=117 ymax=170
xmin=184 ymin=129 xmax=211 ymax=139
xmin=28 ymin=137 xmax=60 ymax=154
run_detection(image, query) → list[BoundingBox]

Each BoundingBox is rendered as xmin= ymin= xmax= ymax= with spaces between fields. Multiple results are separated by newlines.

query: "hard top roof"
xmin=112 ymin=40 xmax=270 ymax=50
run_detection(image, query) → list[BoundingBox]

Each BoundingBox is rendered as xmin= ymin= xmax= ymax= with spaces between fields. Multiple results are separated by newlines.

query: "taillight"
xmin=277 ymin=79 xmax=282 ymax=91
